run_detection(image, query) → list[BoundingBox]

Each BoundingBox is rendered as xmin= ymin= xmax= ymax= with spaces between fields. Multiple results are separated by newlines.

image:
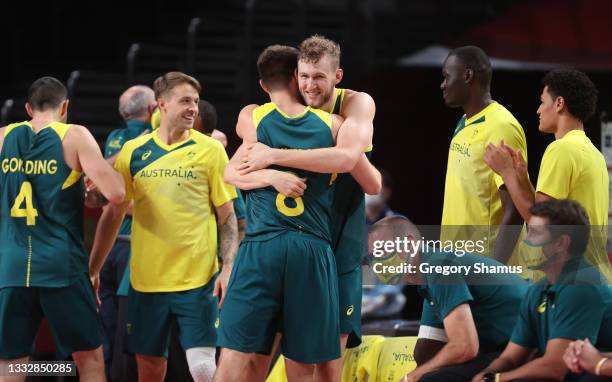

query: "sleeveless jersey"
xmin=0 ymin=121 xmax=85 ymax=287
xmin=244 ymin=103 xmax=335 ymax=243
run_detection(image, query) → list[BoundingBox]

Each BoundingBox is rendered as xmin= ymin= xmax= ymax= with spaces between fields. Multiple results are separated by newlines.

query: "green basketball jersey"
xmin=329 ymin=88 xmax=371 ymax=274
xmin=0 ymin=121 xmax=86 ymax=288
xmin=244 ymin=103 xmax=335 ymax=243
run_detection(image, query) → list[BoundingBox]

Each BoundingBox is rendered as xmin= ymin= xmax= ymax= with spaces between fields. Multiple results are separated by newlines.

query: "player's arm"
xmin=213 ymin=201 xmax=238 ymax=308
xmin=406 ymin=304 xmax=479 ymax=380
xmin=88 ymin=201 xmax=130 ymax=301
xmin=493 ymin=187 xmax=524 ymax=264
xmin=472 ymin=342 xmax=536 ymax=382
xmin=349 ymin=154 xmax=382 ymax=195
xmin=89 ymin=201 xmax=130 ymax=277
xmin=243 ymin=92 xmax=375 ymax=173
xmin=495 ymin=339 xmax=571 ymax=381
xmin=70 ymin=125 xmax=125 ymax=204
xmin=484 ymin=141 xmax=536 ymax=221
xmin=224 ymin=105 xmax=307 ymax=197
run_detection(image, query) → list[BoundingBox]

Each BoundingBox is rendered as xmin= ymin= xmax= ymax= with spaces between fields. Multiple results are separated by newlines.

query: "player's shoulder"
xmin=343 ymin=89 xmax=375 ymax=106
xmin=487 ymin=102 xmax=521 ymax=126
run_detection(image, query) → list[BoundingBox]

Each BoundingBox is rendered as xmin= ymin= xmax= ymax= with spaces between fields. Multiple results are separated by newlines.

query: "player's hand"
xmin=577 ymin=338 xmax=604 ymax=374
xmin=484 ymin=140 xmax=514 ymax=177
xmin=563 ymin=340 xmax=584 ymax=373
xmin=213 ymin=265 xmax=232 ymax=309
xmin=84 ymin=176 xmax=109 ymax=208
xmin=238 ymin=142 xmax=273 ymax=174
xmin=89 ymin=272 xmax=101 ymax=306
xmin=401 ymin=370 xmax=424 ymax=382
xmin=268 ymin=171 xmax=307 ymax=198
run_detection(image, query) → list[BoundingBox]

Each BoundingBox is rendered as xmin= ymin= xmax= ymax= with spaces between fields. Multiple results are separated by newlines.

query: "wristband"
xmin=595 ymin=357 xmax=609 ymax=376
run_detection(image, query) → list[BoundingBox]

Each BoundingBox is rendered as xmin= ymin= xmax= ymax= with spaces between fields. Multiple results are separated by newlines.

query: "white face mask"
xmin=365 ymin=193 xmax=385 ymax=209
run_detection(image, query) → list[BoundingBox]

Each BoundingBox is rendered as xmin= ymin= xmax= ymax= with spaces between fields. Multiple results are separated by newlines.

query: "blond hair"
xmin=298 ymin=35 xmax=341 ymax=68
xmin=153 ymin=72 xmax=201 ymax=99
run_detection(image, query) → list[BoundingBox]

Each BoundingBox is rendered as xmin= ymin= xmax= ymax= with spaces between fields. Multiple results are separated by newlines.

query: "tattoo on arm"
xmin=219 ymin=212 xmax=238 ymax=266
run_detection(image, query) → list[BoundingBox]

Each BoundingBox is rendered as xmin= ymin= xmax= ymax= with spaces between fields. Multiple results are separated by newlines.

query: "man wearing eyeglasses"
xmin=473 ymin=199 xmax=612 ymax=382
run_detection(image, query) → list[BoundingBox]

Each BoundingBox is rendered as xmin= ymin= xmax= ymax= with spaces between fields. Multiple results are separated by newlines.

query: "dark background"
xmin=2 ymin=0 xmax=611 ymax=224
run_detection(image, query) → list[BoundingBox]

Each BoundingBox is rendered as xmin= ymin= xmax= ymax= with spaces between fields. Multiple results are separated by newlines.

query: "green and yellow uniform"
xmin=511 ymin=257 xmax=612 ymax=380
xmin=441 ymin=101 xmax=527 ymax=257
xmin=218 ymin=103 xmax=340 ymax=364
xmin=114 ymin=128 xmax=236 ymax=356
xmin=328 ymin=88 xmax=369 ymax=348
xmin=0 ymin=121 xmax=102 ymax=359
xmin=534 ymin=130 xmax=611 ymax=280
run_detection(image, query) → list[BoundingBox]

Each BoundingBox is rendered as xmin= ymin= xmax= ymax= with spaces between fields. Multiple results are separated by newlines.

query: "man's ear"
xmin=259 ymin=79 xmax=270 ymax=94
xmin=557 ymin=234 xmax=571 ymax=253
xmin=555 ymin=96 xmax=566 ymax=114
xmin=464 ymin=68 xmax=474 ymax=84
xmin=25 ymin=102 xmax=34 ymax=118
xmin=335 ymin=68 xmax=343 ymax=85
xmin=60 ymin=99 xmax=69 ymax=118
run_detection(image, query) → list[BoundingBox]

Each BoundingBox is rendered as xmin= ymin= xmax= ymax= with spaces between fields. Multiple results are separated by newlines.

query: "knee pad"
xmin=186 ymin=347 xmax=216 ymax=382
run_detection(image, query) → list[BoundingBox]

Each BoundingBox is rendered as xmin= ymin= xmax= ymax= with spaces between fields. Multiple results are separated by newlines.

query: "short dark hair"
xmin=530 ymin=199 xmax=590 ymax=256
xmin=257 ymin=45 xmax=299 ymax=90
xmin=542 ymin=68 xmax=598 ymax=123
xmin=27 ymin=76 xmax=67 ymax=112
xmin=448 ymin=46 xmax=492 ymax=88
xmin=197 ymin=100 xmax=218 ymax=135
xmin=153 ymin=72 xmax=201 ymax=100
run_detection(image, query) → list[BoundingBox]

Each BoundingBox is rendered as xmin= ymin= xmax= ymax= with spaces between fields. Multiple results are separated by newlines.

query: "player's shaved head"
xmin=298 ymin=35 xmax=341 ymax=70
xmin=257 ymin=45 xmax=299 ymax=90
xmin=27 ymin=76 xmax=68 ymax=112
xmin=370 ymin=215 xmax=421 ymax=241
xmin=447 ymin=46 xmax=492 ymax=89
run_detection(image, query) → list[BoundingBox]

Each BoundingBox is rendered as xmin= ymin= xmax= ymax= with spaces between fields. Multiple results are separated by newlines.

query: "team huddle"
xmin=1 ymin=34 xmax=612 ymax=382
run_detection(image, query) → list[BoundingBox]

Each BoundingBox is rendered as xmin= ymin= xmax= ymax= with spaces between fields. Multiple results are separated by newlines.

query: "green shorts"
xmin=0 ymin=273 xmax=103 ymax=359
xmin=127 ymin=276 xmax=218 ymax=357
xmin=339 ymin=265 xmax=362 ymax=348
xmin=217 ymin=231 xmax=340 ymax=364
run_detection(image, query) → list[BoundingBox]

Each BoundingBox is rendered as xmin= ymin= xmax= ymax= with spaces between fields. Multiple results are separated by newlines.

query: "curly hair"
xmin=298 ymin=35 xmax=341 ymax=69
xmin=542 ymin=68 xmax=598 ymax=123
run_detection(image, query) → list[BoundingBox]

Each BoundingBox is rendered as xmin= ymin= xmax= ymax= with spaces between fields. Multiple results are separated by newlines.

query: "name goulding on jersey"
xmin=1 ymin=158 xmax=58 ymax=175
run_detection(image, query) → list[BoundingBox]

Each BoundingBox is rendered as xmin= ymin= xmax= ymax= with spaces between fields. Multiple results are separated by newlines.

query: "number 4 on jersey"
xmin=10 ymin=181 xmax=38 ymax=226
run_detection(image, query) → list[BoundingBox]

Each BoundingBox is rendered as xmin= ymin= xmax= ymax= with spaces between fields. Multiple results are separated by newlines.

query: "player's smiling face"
xmin=160 ymin=83 xmax=199 ymax=131
xmin=440 ymin=54 xmax=468 ymax=108
xmin=537 ymin=86 xmax=558 ymax=134
xmin=297 ymin=55 xmax=340 ymax=109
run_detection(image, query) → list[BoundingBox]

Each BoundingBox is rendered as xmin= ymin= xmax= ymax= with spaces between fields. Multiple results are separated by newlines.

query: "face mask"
xmin=523 ymin=237 xmax=562 ymax=270
xmin=522 ymin=237 xmax=557 ymax=248
xmin=369 ymin=251 xmax=404 ymax=285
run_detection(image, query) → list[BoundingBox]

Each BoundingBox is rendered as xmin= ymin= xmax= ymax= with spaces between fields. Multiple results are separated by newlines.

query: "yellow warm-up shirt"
xmin=536 ymin=129 xmax=611 ymax=279
xmin=114 ymin=129 xmax=237 ymax=292
xmin=441 ymin=101 xmax=527 ymax=255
